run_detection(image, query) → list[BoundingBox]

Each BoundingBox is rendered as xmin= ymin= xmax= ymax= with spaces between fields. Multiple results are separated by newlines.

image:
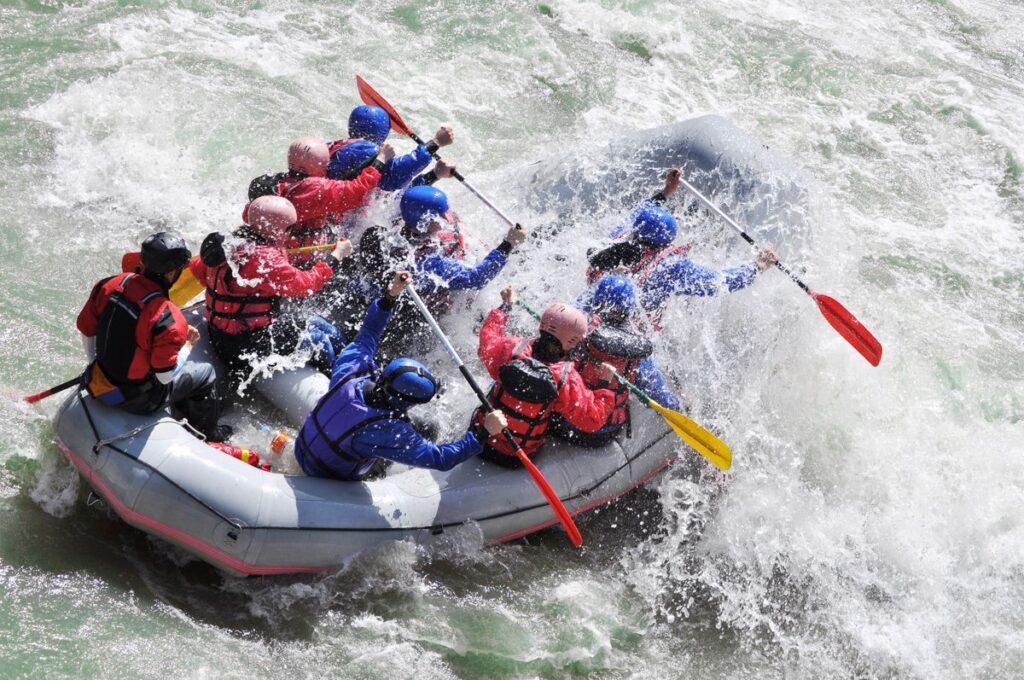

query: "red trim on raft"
xmin=56 ymin=440 xmax=326 ymax=576
xmin=489 ymin=453 xmax=679 ymax=545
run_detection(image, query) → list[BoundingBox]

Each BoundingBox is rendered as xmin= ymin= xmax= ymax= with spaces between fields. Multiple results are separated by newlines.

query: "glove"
xmin=200 ymin=232 xmax=226 ymax=267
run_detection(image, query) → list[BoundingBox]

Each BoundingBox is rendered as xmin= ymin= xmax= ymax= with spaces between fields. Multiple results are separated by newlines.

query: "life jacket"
xmin=199 ymin=241 xmax=280 ymax=335
xmin=84 ymin=273 xmax=172 ymax=403
xmin=473 ymin=340 xmax=570 ymax=458
xmin=575 ymin=324 xmax=653 ymax=431
xmin=295 ymin=368 xmax=408 ymax=480
xmin=585 ymin=242 xmax=692 ymax=286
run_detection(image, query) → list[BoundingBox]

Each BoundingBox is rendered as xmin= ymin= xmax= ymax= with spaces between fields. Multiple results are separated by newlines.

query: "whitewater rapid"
xmin=1 ymin=1 xmax=1022 ymax=678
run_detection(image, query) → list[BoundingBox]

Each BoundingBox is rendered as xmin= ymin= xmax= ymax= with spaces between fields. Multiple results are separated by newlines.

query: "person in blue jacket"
xmin=327 ymin=105 xmax=455 ymax=191
xmin=293 ymin=271 xmax=509 ymax=481
xmin=586 ymin=168 xmax=779 ymax=327
xmin=552 ymin=274 xmax=682 ymax=447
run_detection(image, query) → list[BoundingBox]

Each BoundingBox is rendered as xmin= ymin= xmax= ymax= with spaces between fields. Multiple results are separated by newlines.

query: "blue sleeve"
xmin=328 ymin=299 xmax=393 ymax=386
xmin=378 ymin=145 xmax=433 ymax=192
xmin=418 ymin=248 xmax=508 ymax=293
xmin=641 ymin=258 xmax=758 ymax=310
xmin=634 ymin=357 xmax=680 ymax=411
xmin=349 ymin=421 xmax=483 ymax=470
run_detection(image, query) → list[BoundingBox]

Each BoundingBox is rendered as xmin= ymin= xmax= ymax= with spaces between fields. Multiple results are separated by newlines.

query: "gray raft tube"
xmin=53 ymin=386 xmax=679 ymax=577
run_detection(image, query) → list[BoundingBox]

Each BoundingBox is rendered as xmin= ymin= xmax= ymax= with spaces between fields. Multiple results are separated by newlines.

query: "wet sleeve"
xmin=351 ymin=421 xmax=483 ymax=471
xmin=588 ymin=241 xmax=643 ymax=271
xmin=378 ymin=145 xmax=433 ymax=192
xmin=553 ymin=369 xmax=616 ymax=433
xmin=329 ymin=299 xmax=393 ymax=386
xmin=634 ymin=357 xmax=681 ymax=411
xmin=188 ymin=255 xmax=207 ymax=281
xmin=478 ymin=308 xmax=520 ymax=378
xmin=419 ymin=248 xmax=508 ymax=292
xmin=264 ymin=251 xmax=334 ymax=298
xmin=324 ymin=166 xmax=382 ymax=212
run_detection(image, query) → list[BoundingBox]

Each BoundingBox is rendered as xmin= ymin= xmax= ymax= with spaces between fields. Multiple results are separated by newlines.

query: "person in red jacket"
xmin=472 ymin=286 xmax=617 ymax=468
xmin=190 ymin=196 xmax=353 ymax=389
xmin=245 ymin=136 xmax=394 ymax=266
xmin=77 ymin=233 xmax=225 ymax=440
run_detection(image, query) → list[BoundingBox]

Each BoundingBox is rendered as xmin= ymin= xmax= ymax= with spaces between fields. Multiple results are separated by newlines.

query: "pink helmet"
xmin=246 ymin=196 xmax=297 ymax=242
xmin=287 ymin=136 xmax=329 ymax=177
xmin=539 ymin=303 xmax=588 ymax=351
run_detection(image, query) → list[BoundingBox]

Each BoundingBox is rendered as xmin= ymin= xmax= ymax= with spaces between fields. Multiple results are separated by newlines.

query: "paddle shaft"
xmin=23 ymin=377 xmax=80 ymax=404
xmin=403 ymin=285 xmax=583 ymax=547
xmin=677 ymin=176 xmax=811 ymax=293
xmin=405 ymin=130 xmax=516 ymax=228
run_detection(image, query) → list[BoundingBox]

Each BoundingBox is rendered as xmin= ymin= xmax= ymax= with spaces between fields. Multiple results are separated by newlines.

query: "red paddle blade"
xmin=121 ymin=251 xmax=142 ymax=273
xmin=812 ymin=292 xmax=883 ymax=366
xmin=515 ymin=449 xmax=584 ymax=547
xmin=23 ymin=390 xmax=51 ymax=404
xmin=355 ymin=75 xmax=414 ymax=137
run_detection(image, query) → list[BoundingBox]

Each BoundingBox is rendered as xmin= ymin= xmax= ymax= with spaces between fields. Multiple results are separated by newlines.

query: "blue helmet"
xmin=592 ymin=275 xmax=637 ymax=312
xmin=632 ymin=205 xmax=677 ymax=247
xmin=327 ymin=140 xmax=380 ymax=180
xmin=380 ymin=358 xmax=439 ymax=408
xmin=400 ymin=185 xmax=449 ymax=231
xmin=348 ymin=105 xmax=391 ymax=145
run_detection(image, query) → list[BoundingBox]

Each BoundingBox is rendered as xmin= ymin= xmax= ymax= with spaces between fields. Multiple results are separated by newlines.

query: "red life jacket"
xmin=91 ymin=273 xmax=172 ymax=384
xmin=274 ymin=175 xmax=327 ymax=255
xmin=473 ymin=340 xmax=570 ymax=458
xmin=199 ymin=247 xmax=279 ymax=335
xmin=575 ymin=324 xmax=653 ymax=429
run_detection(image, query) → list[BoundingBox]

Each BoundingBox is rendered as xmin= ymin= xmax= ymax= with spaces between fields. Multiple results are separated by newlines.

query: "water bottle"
xmin=259 ymin=423 xmax=295 ymax=461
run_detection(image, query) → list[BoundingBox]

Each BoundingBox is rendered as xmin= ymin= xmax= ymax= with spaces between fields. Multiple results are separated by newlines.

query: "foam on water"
xmin=1 ymin=0 xmax=1023 ymax=678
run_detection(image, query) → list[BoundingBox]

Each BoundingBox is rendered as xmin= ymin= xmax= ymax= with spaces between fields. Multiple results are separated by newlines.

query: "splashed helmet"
xmin=539 ymin=303 xmax=589 ymax=352
xmin=400 ymin=185 xmax=449 ymax=232
xmin=246 ymin=196 xmax=297 ymax=242
xmin=348 ymin=105 xmax=392 ymax=146
xmin=632 ymin=205 xmax=677 ymax=247
xmin=287 ymin=136 xmax=330 ymax=177
xmin=380 ymin=358 xmax=439 ymax=408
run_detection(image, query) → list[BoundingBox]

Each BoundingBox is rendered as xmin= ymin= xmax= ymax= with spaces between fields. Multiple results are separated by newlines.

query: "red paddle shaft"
xmin=23 ymin=377 xmax=80 ymax=404
xmin=403 ymin=284 xmax=583 ymax=547
xmin=679 ymin=176 xmax=883 ymax=366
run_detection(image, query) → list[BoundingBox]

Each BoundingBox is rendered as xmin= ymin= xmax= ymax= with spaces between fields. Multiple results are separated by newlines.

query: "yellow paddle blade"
xmin=650 ymin=400 xmax=732 ymax=471
xmin=169 ymin=267 xmax=205 ymax=307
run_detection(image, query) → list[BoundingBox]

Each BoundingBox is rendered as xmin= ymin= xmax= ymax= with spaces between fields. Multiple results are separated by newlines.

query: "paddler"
xmin=551 ymin=274 xmax=681 ymax=447
xmin=587 ymin=168 xmax=780 ymax=327
xmin=76 ymin=232 xmax=228 ymax=441
xmin=293 ymin=271 xmax=510 ymax=481
xmin=329 ymin=105 xmax=455 ymax=192
xmin=190 ymin=196 xmax=354 ymax=389
xmin=245 ymin=136 xmax=394 ymax=265
xmin=472 ymin=287 xmax=617 ymax=468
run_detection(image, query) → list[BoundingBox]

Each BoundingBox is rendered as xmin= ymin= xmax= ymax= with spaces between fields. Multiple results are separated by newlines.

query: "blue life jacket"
xmin=295 ymin=368 xmax=407 ymax=480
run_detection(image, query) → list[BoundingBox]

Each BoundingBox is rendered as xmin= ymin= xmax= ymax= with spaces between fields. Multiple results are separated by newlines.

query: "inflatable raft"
xmin=52 ymin=115 xmax=804 ymax=576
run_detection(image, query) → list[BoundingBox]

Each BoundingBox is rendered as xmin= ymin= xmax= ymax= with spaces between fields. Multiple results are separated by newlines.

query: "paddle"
xmin=355 ymin=75 xmax=517 ymax=228
xmin=516 ymin=301 xmax=731 ymax=470
xmin=22 ymin=377 xmax=80 ymax=404
xmin=403 ymin=284 xmax=584 ymax=547
xmin=677 ymin=176 xmax=883 ymax=366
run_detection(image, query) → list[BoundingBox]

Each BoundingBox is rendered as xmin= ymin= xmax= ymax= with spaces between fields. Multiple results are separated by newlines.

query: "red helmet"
xmin=246 ymin=196 xmax=297 ymax=242
xmin=539 ymin=303 xmax=588 ymax=351
xmin=287 ymin=136 xmax=329 ymax=177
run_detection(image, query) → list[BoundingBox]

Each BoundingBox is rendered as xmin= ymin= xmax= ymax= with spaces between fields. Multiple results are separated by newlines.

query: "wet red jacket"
xmin=475 ymin=307 xmax=615 ymax=457
xmin=76 ymin=272 xmax=186 ymax=383
xmin=190 ymin=244 xmax=334 ymax=335
xmin=242 ymin=167 xmax=381 ymax=265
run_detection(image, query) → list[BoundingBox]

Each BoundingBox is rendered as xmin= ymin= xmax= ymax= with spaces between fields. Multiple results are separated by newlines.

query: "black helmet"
xmin=141 ymin=232 xmax=192 ymax=274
